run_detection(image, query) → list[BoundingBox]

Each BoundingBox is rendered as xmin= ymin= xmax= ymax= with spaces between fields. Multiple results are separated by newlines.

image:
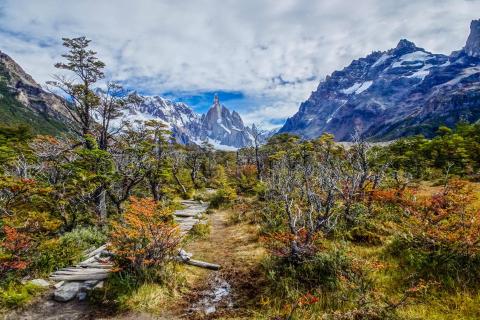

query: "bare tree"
xmin=252 ymin=124 xmax=266 ymax=181
xmin=108 ymin=122 xmax=149 ymax=213
xmin=170 ymin=145 xmax=188 ymax=196
xmin=266 ymin=139 xmax=344 ymax=262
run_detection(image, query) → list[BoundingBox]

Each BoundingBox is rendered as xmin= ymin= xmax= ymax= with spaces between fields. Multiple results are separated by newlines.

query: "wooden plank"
xmin=53 ymin=268 xmax=111 ymax=274
xmin=49 ymin=274 xmax=109 ymax=281
xmin=50 ymin=271 xmax=110 ymax=277
xmin=76 ymin=263 xmax=113 ymax=268
xmin=85 ymin=244 xmax=107 ymax=258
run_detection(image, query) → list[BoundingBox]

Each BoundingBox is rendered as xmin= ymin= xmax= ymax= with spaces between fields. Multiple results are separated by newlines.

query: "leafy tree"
xmin=48 ymin=37 xmax=105 ymax=142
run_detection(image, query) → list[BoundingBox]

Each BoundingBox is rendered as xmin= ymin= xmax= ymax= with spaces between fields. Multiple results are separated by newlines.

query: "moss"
xmin=0 ymin=282 xmax=46 ymax=309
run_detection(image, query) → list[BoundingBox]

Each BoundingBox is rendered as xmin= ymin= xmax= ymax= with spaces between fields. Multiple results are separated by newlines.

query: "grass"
xmin=83 ymin=185 xmax=480 ymax=319
xmin=187 ymin=219 xmax=211 ymax=239
xmin=120 ymin=283 xmax=180 ymax=315
xmin=0 ymin=282 xmax=46 ymax=310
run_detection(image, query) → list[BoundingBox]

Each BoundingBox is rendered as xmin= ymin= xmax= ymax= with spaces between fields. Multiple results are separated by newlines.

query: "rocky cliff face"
xmin=279 ymin=19 xmax=480 ymax=141
xmin=198 ymin=95 xmax=254 ymax=148
xmin=465 ymin=19 xmax=480 ymax=58
xmin=122 ymin=94 xmax=254 ymax=149
xmin=0 ymin=50 xmax=70 ymax=134
xmin=0 ymin=50 xmax=68 ymax=119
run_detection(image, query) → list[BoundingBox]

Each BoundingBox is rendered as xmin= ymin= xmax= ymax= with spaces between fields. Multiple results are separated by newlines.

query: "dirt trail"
xmin=177 ymin=208 xmax=265 ymax=319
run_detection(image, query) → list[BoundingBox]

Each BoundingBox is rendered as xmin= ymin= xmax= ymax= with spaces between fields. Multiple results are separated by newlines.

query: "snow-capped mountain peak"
xmin=279 ymin=19 xmax=480 ymax=141
xmin=121 ymin=94 xmax=254 ymax=149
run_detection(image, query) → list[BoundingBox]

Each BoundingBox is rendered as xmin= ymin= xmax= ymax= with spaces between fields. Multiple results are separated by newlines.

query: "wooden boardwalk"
xmin=49 ymin=200 xmax=213 ymax=301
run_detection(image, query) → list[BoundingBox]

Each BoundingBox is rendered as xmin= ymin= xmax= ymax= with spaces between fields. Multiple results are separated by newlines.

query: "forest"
xmin=2 ymin=37 xmax=480 ymax=320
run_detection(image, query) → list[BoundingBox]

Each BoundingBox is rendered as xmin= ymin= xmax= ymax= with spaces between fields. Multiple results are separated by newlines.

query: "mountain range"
xmin=279 ymin=19 xmax=480 ymax=141
xmin=0 ymin=50 xmax=256 ymax=149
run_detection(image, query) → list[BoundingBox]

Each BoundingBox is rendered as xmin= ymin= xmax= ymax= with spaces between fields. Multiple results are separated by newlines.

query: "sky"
xmin=0 ymin=0 xmax=479 ymax=129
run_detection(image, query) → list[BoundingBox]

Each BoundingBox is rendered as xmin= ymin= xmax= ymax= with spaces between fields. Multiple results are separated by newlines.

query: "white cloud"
xmin=0 ymin=0 xmax=479 ymax=127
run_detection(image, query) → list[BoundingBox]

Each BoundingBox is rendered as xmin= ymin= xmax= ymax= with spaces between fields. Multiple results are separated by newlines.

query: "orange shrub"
xmin=109 ymin=197 xmax=181 ymax=273
xmin=386 ymin=179 xmax=480 ymax=285
xmin=0 ymin=226 xmax=32 ymax=277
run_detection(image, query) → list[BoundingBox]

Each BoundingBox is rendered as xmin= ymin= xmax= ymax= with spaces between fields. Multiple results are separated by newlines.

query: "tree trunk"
xmin=173 ymin=172 xmax=187 ymax=196
xmin=150 ymin=180 xmax=160 ymax=202
xmin=94 ymin=187 xmax=107 ymax=222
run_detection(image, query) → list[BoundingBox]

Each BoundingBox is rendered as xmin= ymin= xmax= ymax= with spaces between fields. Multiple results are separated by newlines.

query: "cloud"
xmin=0 ymin=0 xmax=479 ymax=127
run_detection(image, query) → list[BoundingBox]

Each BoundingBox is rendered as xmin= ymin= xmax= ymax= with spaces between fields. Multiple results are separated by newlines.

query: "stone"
xmin=77 ymin=292 xmax=87 ymax=301
xmin=82 ymin=280 xmax=100 ymax=290
xmin=53 ymin=282 xmax=81 ymax=302
xmin=29 ymin=279 xmax=50 ymax=288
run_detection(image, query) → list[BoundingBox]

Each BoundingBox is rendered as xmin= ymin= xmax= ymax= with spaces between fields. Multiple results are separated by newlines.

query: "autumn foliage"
xmin=385 ymin=179 xmax=480 ymax=285
xmin=0 ymin=226 xmax=32 ymax=277
xmin=109 ymin=197 xmax=181 ymax=273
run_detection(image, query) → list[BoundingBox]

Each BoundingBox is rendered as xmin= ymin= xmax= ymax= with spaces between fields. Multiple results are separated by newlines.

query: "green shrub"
xmin=31 ymin=227 xmax=106 ymax=276
xmin=188 ymin=220 xmax=211 ymax=239
xmin=263 ymin=247 xmax=352 ymax=300
xmin=91 ymin=263 xmax=185 ymax=311
xmin=0 ymin=282 xmax=45 ymax=309
xmin=60 ymin=226 xmax=107 ymax=249
xmin=387 ymin=235 xmax=480 ymax=288
xmin=209 ymin=185 xmax=237 ymax=209
xmin=31 ymin=238 xmax=84 ymax=276
xmin=347 ymin=225 xmax=382 ymax=245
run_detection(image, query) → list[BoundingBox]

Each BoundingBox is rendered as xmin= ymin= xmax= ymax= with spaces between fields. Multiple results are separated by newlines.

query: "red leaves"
xmin=297 ymin=292 xmax=320 ymax=306
xmin=262 ymin=228 xmax=320 ymax=260
xmin=378 ymin=179 xmax=480 ymax=255
xmin=0 ymin=226 xmax=32 ymax=273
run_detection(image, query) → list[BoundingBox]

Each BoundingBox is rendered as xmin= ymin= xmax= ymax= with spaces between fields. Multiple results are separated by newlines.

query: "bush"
xmin=263 ymin=247 xmax=352 ymax=300
xmin=109 ymin=197 xmax=181 ymax=277
xmin=0 ymin=226 xmax=32 ymax=284
xmin=188 ymin=220 xmax=211 ymax=239
xmin=90 ymin=262 xmax=185 ymax=312
xmin=347 ymin=225 xmax=382 ymax=245
xmin=59 ymin=226 xmax=107 ymax=249
xmin=386 ymin=179 xmax=480 ymax=287
xmin=209 ymin=185 xmax=237 ymax=209
xmin=30 ymin=226 xmax=107 ymax=276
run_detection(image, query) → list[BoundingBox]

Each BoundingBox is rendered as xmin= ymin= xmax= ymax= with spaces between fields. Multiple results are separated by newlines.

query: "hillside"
xmin=0 ymin=51 xmax=69 ymax=135
xmin=280 ymin=19 xmax=480 ymax=141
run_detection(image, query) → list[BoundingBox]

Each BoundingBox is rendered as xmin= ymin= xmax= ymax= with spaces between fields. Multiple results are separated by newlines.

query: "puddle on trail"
xmin=189 ymin=275 xmax=234 ymax=316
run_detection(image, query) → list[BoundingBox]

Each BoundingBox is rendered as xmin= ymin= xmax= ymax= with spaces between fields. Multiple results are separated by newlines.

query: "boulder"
xmin=29 ymin=278 xmax=50 ymax=288
xmin=53 ymin=282 xmax=81 ymax=302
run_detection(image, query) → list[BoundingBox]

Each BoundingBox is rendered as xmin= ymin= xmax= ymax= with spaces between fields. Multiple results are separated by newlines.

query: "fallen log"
xmin=183 ymin=258 xmax=221 ymax=270
xmin=176 ymin=249 xmax=221 ymax=270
